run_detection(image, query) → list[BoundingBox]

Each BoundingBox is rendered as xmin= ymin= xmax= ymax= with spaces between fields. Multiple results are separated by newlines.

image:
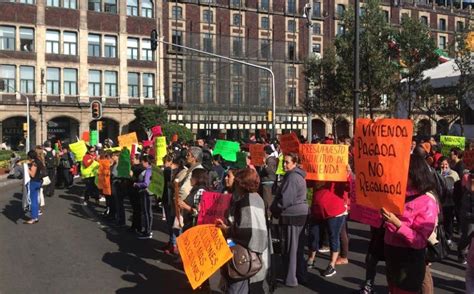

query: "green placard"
xmin=440 ymin=135 xmax=465 ymax=156
xmin=148 ymin=166 xmax=165 ymax=198
xmin=117 ymin=148 xmax=131 ymax=178
xmin=90 ymin=130 xmax=98 ymax=147
xmin=235 ymin=152 xmax=247 ymax=169
xmin=213 ymin=140 xmax=240 ymax=162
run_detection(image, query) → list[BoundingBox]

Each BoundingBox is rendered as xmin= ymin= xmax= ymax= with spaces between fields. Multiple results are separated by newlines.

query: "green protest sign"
xmin=213 ymin=140 xmax=240 ymax=162
xmin=148 ymin=166 xmax=165 ymax=198
xmin=117 ymin=148 xmax=131 ymax=178
xmin=90 ymin=130 xmax=98 ymax=147
xmin=440 ymin=135 xmax=465 ymax=156
xmin=235 ymin=152 xmax=247 ymax=169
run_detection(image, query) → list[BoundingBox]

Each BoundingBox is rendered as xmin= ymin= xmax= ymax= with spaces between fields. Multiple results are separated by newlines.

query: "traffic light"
xmin=97 ymin=121 xmax=103 ymax=131
xmin=91 ymin=100 xmax=102 ymax=120
xmin=150 ymin=29 xmax=158 ymax=51
xmin=267 ymin=110 xmax=273 ymax=122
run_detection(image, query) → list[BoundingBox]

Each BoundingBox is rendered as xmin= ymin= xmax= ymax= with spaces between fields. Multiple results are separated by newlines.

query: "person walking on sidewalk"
xmin=24 ymin=150 xmax=44 ymax=224
xmin=134 ymin=155 xmax=154 ymax=239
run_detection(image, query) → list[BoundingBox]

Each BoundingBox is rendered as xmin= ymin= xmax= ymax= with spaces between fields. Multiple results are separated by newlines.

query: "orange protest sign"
xmin=299 ymin=144 xmax=349 ymax=182
xmin=249 ymin=144 xmax=265 ymax=167
xmin=354 ymin=118 xmax=413 ymax=215
xmin=464 ymin=150 xmax=474 ymax=170
xmin=280 ymin=133 xmax=300 ymax=154
xmin=117 ymin=132 xmax=138 ymax=150
xmin=98 ymin=159 xmax=111 ymax=196
xmin=177 ymin=224 xmax=233 ymax=290
xmin=82 ymin=131 xmax=90 ymax=143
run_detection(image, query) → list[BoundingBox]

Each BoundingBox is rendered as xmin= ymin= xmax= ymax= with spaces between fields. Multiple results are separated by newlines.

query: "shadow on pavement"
xmin=2 ymin=192 xmax=26 ymax=224
xmin=432 ymin=276 xmax=465 ymax=293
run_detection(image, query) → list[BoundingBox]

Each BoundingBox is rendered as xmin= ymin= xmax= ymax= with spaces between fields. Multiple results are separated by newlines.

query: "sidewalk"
xmin=0 ymin=173 xmax=21 ymax=188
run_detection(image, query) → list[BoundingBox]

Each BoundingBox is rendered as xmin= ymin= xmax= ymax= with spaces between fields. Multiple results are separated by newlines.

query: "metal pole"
xmin=305 ymin=2 xmax=313 ymax=141
xmin=354 ymin=0 xmax=360 ymax=133
xmin=26 ymin=95 xmax=30 ymax=152
xmin=158 ymin=38 xmax=277 ymax=138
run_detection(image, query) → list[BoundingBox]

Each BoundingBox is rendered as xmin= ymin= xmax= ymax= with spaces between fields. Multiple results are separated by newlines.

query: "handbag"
xmin=42 ymin=176 xmax=51 ymax=186
xmin=225 ymin=243 xmax=263 ymax=281
xmin=426 ymin=224 xmax=449 ymax=262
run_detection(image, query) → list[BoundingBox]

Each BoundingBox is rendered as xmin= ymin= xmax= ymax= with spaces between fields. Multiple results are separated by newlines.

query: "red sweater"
xmin=310 ymin=181 xmax=348 ymax=220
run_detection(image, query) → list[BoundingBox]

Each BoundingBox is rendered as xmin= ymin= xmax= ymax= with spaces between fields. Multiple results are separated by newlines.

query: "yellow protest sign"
xmin=299 ymin=144 xmax=349 ymax=182
xmin=177 ymin=224 xmax=233 ymax=290
xmin=155 ymin=136 xmax=167 ymax=166
xmin=117 ymin=132 xmax=138 ymax=150
xmin=69 ymin=140 xmax=87 ymax=162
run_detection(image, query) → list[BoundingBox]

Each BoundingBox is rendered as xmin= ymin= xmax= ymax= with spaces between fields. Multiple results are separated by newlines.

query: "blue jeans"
xmin=309 ymin=215 xmax=346 ymax=252
xmin=29 ymin=180 xmax=41 ymax=220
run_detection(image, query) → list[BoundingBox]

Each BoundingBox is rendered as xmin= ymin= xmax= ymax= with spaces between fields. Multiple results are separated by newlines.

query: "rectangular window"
xmin=420 ymin=16 xmax=428 ymax=26
xmin=142 ymin=0 xmax=153 ymax=18
xmin=203 ymin=9 xmax=213 ymax=23
xmin=203 ymin=33 xmax=213 ymax=53
xmin=288 ymin=20 xmax=296 ymax=33
xmin=20 ymin=27 xmax=34 ymax=52
xmin=88 ymin=70 xmax=101 ymax=97
xmin=260 ymin=39 xmax=270 ymax=59
xmin=337 ymin=4 xmax=346 ymax=17
xmin=312 ymin=43 xmax=321 ymax=53
xmin=439 ymin=18 xmax=446 ymax=31
xmin=88 ymin=0 xmax=101 ymax=12
xmin=287 ymin=66 xmax=296 ymax=79
xmin=141 ymin=39 xmax=153 ymax=61
xmin=203 ymin=61 xmax=213 ymax=75
xmin=172 ymin=82 xmax=183 ymax=103
xmin=260 ymin=0 xmax=269 ymax=11
xmin=19 ymin=0 xmax=35 ymax=3
xmin=0 ymin=65 xmax=15 ymax=93
xmin=203 ymin=83 xmax=214 ymax=103
xmin=47 ymin=0 xmax=59 ymax=7
xmin=104 ymin=71 xmax=117 ymax=97
xmin=337 ymin=24 xmax=345 ymax=36
xmin=46 ymin=67 xmax=60 ymax=95
xmin=127 ymin=0 xmax=138 ymax=16
xmin=172 ymin=30 xmax=183 ymax=52
xmin=142 ymin=73 xmax=154 ymax=98
xmin=287 ymin=87 xmax=296 ymax=106
xmin=88 ymin=34 xmax=101 ymax=57
xmin=0 ymin=26 xmax=16 ymax=51
xmin=259 ymin=84 xmax=270 ymax=105
xmin=232 ymin=83 xmax=242 ymax=104
xmin=63 ymin=31 xmax=77 ymax=55
xmin=64 ymin=0 xmax=77 ymax=9
xmin=128 ymin=73 xmax=139 ymax=97
xmin=172 ymin=6 xmax=182 ymax=19
xmin=456 ymin=21 xmax=464 ymax=32
xmin=20 ymin=66 xmax=34 ymax=94
xmin=439 ymin=36 xmax=446 ymax=50
xmin=231 ymin=0 xmax=241 ymax=7
xmin=232 ymin=64 xmax=242 ymax=76
xmin=232 ymin=36 xmax=243 ymax=57
xmin=313 ymin=1 xmax=321 ymax=17
xmin=104 ymin=0 xmax=117 ymax=13
xmin=384 ymin=10 xmax=390 ymax=23
xmin=313 ymin=23 xmax=321 ymax=35
xmin=127 ymin=38 xmax=139 ymax=60
xmin=63 ymin=68 xmax=77 ymax=95
xmin=104 ymin=35 xmax=117 ymax=58
xmin=46 ymin=30 xmax=59 ymax=54
xmin=261 ymin=17 xmax=269 ymax=29
xmin=233 ymin=14 xmax=242 ymax=26
xmin=287 ymin=0 xmax=296 ymax=14
xmin=287 ymin=41 xmax=296 ymax=60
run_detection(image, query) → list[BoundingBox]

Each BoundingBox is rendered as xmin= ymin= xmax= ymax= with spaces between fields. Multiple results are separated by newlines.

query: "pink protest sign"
xmin=151 ymin=125 xmax=162 ymax=137
xmin=349 ymin=175 xmax=382 ymax=228
xmin=142 ymin=140 xmax=153 ymax=148
xmin=197 ymin=192 xmax=232 ymax=225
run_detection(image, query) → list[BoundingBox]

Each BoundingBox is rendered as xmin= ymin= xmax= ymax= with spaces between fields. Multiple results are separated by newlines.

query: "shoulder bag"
xmin=226 ymin=243 xmax=263 ymax=281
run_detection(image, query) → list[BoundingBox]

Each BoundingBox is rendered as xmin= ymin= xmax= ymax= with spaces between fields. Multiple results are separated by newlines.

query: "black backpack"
xmin=45 ymin=150 xmax=56 ymax=169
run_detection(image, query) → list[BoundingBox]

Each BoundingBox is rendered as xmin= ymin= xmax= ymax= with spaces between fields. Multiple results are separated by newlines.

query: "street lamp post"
xmin=354 ymin=0 xmax=361 ymax=132
xmin=304 ymin=2 xmax=313 ymax=141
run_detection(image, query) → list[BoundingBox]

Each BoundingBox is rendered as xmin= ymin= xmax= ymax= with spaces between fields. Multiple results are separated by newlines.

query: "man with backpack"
xmin=43 ymin=141 xmax=58 ymax=197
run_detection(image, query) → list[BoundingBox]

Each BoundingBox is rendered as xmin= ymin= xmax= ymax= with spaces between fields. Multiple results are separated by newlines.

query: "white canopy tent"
xmin=421 ymin=59 xmax=460 ymax=89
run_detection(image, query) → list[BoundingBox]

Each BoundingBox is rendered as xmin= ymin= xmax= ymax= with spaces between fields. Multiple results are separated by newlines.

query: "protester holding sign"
xmin=270 ymin=153 xmax=308 ymax=287
xmin=81 ymin=146 xmax=99 ymax=206
xmin=382 ymin=154 xmax=438 ymax=294
xmin=216 ymin=168 xmax=268 ymax=293
xmin=133 ymin=155 xmax=154 ymax=239
xmin=178 ymin=169 xmax=209 ymax=231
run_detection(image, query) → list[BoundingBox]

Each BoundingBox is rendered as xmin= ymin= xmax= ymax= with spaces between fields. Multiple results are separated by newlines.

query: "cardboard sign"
xmin=177 ymin=225 xmax=233 ymax=290
xmin=82 ymin=131 xmax=90 ymax=143
xmin=197 ymin=192 xmax=232 ymax=225
xmin=354 ymin=119 xmax=413 ymax=215
xmin=117 ymin=148 xmax=131 ymax=178
xmin=299 ymin=144 xmax=349 ymax=182
xmin=276 ymin=154 xmax=285 ymax=175
xmin=348 ymin=175 xmax=382 ymax=227
xmin=69 ymin=140 xmax=87 ymax=162
xmin=98 ymin=159 xmax=111 ymax=196
xmin=151 ymin=125 xmax=162 ymax=137
xmin=90 ymin=130 xmax=98 ymax=146
xmin=148 ymin=166 xmax=165 ymax=198
xmin=155 ymin=136 xmax=167 ymax=166
xmin=280 ymin=133 xmax=300 ymax=154
xmin=440 ymin=135 xmax=465 ymax=156
xmin=249 ymin=144 xmax=265 ymax=167
xmin=117 ymin=132 xmax=138 ymax=150
xmin=464 ymin=150 xmax=474 ymax=170
xmin=213 ymin=140 xmax=240 ymax=162
xmin=235 ymin=152 xmax=248 ymax=169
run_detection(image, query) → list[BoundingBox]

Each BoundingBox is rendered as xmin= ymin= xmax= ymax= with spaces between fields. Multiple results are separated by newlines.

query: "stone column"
xmin=78 ymin=0 xmax=89 ymax=104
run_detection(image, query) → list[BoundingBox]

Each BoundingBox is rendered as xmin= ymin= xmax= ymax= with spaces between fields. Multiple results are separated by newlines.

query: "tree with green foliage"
xmin=335 ymin=0 xmax=398 ymax=118
xmin=395 ymin=15 xmax=439 ymax=118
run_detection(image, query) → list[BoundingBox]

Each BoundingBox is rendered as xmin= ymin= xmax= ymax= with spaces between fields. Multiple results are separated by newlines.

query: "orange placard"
xmin=177 ymin=224 xmax=233 ymax=290
xmin=117 ymin=132 xmax=138 ymax=150
xmin=280 ymin=133 xmax=300 ymax=154
xmin=464 ymin=150 xmax=474 ymax=170
xmin=354 ymin=118 xmax=413 ymax=215
xmin=82 ymin=131 xmax=90 ymax=143
xmin=299 ymin=144 xmax=349 ymax=182
xmin=98 ymin=159 xmax=111 ymax=196
xmin=249 ymin=144 xmax=266 ymax=167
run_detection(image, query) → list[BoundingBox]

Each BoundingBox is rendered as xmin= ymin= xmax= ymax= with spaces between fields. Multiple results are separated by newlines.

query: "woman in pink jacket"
xmin=381 ymin=154 xmax=439 ymax=294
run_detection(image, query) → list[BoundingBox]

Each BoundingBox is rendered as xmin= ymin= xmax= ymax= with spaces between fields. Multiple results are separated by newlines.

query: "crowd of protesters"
xmin=19 ymin=133 xmax=474 ymax=294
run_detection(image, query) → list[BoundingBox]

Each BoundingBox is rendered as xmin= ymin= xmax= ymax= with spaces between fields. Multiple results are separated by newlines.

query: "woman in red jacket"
xmin=307 ymin=175 xmax=350 ymax=277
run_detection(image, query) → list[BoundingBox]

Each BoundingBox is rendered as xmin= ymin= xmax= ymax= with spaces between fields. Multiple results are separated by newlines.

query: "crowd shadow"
xmin=1 ymin=192 xmax=25 ymax=224
xmin=432 ymin=276 xmax=465 ymax=293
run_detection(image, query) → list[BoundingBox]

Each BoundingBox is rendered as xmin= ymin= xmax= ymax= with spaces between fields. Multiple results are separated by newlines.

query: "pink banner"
xmin=151 ymin=125 xmax=162 ymax=137
xmin=197 ymin=192 xmax=232 ymax=225
xmin=349 ymin=175 xmax=383 ymax=228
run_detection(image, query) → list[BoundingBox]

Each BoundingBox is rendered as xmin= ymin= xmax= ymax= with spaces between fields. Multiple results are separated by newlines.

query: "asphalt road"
xmin=0 ymin=180 xmax=467 ymax=294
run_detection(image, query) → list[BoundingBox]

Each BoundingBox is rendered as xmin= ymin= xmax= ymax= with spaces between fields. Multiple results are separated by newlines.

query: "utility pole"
xmin=354 ymin=0 xmax=361 ymax=133
xmin=40 ymin=69 xmax=45 ymax=144
xmin=304 ymin=2 xmax=313 ymax=141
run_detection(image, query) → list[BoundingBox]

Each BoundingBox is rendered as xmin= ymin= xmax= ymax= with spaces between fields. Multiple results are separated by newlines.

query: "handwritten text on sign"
xmin=354 ymin=119 xmax=413 ymax=215
xmin=197 ymin=192 xmax=232 ymax=225
xmin=177 ymin=225 xmax=233 ymax=290
xmin=249 ymin=144 xmax=265 ymax=167
xmin=299 ymin=144 xmax=349 ymax=182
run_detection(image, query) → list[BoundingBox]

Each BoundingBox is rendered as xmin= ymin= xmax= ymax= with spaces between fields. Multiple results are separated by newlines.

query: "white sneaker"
xmin=83 ymin=201 xmax=88 ymax=206
xmin=99 ymin=197 xmax=106 ymax=202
